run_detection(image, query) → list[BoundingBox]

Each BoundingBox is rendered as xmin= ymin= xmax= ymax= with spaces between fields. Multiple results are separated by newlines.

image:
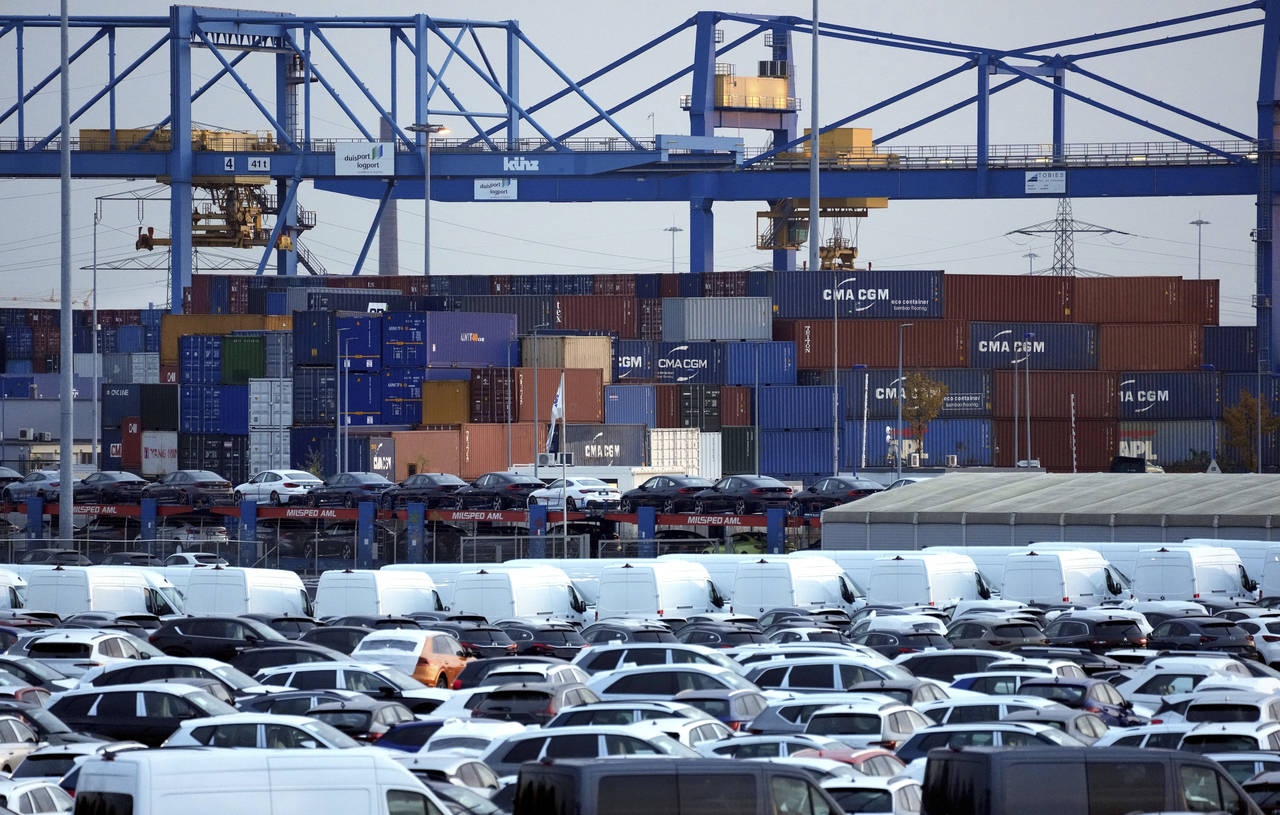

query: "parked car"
xmin=0 ymin=468 xmax=21 ymax=489
xmin=452 ymin=472 xmax=546 ymax=510
xmin=252 ymin=662 xmax=449 ymax=714
xmin=821 ymin=776 xmax=922 ymax=815
xmin=2 ymin=471 xmax=75 ymax=504
xmin=1146 ymin=615 xmax=1258 ymax=658
xmin=14 ymin=549 xmax=90 ymax=566
xmin=946 ymin=615 xmax=1048 ymax=651
xmin=162 ymin=551 xmax=228 ymax=567
xmin=46 ymin=682 xmax=238 ymax=746
xmin=98 ymin=552 xmax=163 ymax=566
xmin=1003 ymin=708 xmax=1110 ymax=745
xmin=788 ymin=477 xmax=885 ymax=516
xmin=299 ymin=625 xmax=374 ymax=655
xmin=450 ymin=655 xmax=565 ymax=691
xmin=494 ymin=619 xmax=587 ymax=660
xmin=306 ymin=698 xmax=417 ymax=743
xmin=619 ymin=476 xmax=715 ymax=514
xmin=1017 ymin=677 xmax=1147 ymax=727
xmin=350 ymin=629 xmax=470 ymax=689
xmin=379 ymin=473 xmax=468 ymax=510
xmin=72 ymin=471 xmax=148 ymax=504
xmin=477 ymin=724 xmax=696 ymax=777
xmin=307 ymin=472 xmax=395 ymax=508
xmin=894 ymin=721 xmax=1086 ymax=763
xmin=471 ymin=681 xmax=599 ymax=726
xmin=689 ymin=475 xmax=792 ymax=515
xmin=232 ymin=470 xmax=322 ymax=506
xmin=163 ymin=712 xmax=360 ymax=749
xmin=418 ymin=621 xmax=518 ymax=659
xmin=139 ymin=470 xmax=233 ymax=507
xmin=578 ymin=620 xmax=678 ymax=645
xmin=673 ymin=688 xmax=770 ymax=731
xmin=0 ymin=777 xmax=73 ymax=814
xmin=1042 ymin=611 xmax=1150 ymax=652
xmin=676 ymin=622 xmax=770 ymax=649
xmin=527 ymin=477 xmax=622 ymax=511
xmin=148 ymin=616 xmax=289 ymax=662
xmin=235 ymin=689 xmax=373 ymax=717
xmin=21 ymin=630 xmax=150 ymax=678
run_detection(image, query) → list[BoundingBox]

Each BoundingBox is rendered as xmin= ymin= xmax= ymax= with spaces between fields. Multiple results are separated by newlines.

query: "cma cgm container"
xmin=756 ymin=386 xmax=842 ymax=430
xmin=336 ymin=314 xmax=383 ymax=371
xmin=1203 ymin=326 xmax=1257 ymax=372
xmin=661 ymin=297 xmax=772 ymax=342
xmin=514 ymin=368 xmax=604 ymax=424
xmin=722 ymin=341 xmax=797 ymax=386
xmin=613 ymin=340 xmax=653 ymax=382
xmin=1117 ymin=372 xmax=1221 ymax=420
xmin=804 ymin=368 xmax=992 ymax=419
xmin=993 ymin=419 xmax=1117 ymax=471
xmin=770 ymin=269 xmax=944 ymax=319
xmin=992 ymin=371 xmax=1118 ymax=420
xmin=845 ymin=419 xmax=994 ymax=469
xmin=1074 ymin=276 xmax=1182 ymax=324
xmin=968 ymin=322 xmax=1098 ymax=370
xmin=943 ymin=274 xmax=1073 ymax=323
xmin=1117 ymin=421 xmax=1218 ymax=470
xmin=179 ymin=385 xmax=249 ymax=435
xmin=652 ymin=342 xmax=725 ymax=384
xmin=101 ymin=383 xmax=178 ymax=431
xmin=289 ymin=427 xmax=371 ymax=478
xmin=292 ymin=367 xmax=338 ymax=425
xmin=1097 ymin=324 xmax=1202 ymax=371
xmin=759 ymin=428 xmax=834 ymax=478
xmin=563 ymin=424 xmax=647 ymax=467
xmin=774 ymin=320 xmax=969 ymax=369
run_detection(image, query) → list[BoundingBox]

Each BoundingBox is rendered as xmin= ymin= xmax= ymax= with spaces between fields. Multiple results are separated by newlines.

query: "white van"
xmin=1029 ymin=542 xmax=1210 ymax=588
xmin=0 ymin=568 xmax=24 ymax=609
xmin=922 ymin=546 xmax=1034 ymax=593
xmin=449 ymin=565 xmax=591 ymax=625
xmin=1131 ymin=546 xmax=1257 ymax=603
xmin=1000 ymin=549 xmax=1127 ymax=606
xmin=315 ymin=569 xmax=443 ymax=619
xmin=657 ymin=553 xmax=768 ymax=602
xmin=866 ymin=552 xmax=989 ymax=608
xmin=1182 ymin=539 xmax=1273 ymax=590
xmin=1261 ymin=546 xmax=1280 ymax=600
xmin=380 ymin=562 xmax=505 ymax=609
xmin=790 ymin=550 xmax=917 ymax=596
xmin=24 ymin=566 xmax=181 ymax=617
xmin=184 ymin=567 xmax=313 ymax=617
xmin=504 ymin=558 xmax=643 ymax=605
xmin=594 ymin=561 xmax=724 ymax=621
xmin=731 ymin=556 xmax=863 ymax=615
xmin=73 ymin=747 xmax=447 ymax=815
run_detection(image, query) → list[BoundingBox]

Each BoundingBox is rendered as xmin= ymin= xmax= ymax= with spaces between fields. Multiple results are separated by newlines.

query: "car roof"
xmin=258 ymin=661 xmax=390 ymax=674
xmin=56 ymin=682 xmax=211 ymax=697
xmin=27 ymin=630 xmax=124 ymax=644
xmin=1184 ymin=721 xmax=1280 ymax=735
xmin=177 ymin=713 xmax=319 ymax=728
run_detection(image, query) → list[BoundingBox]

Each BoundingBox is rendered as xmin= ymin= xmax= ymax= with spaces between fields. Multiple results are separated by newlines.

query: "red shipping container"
xmin=993 ymin=419 xmax=1116 ymax=471
xmin=186 ymin=276 xmax=212 ymax=314
xmin=227 ymin=276 xmax=250 ymax=315
xmin=1098 ymin=324 xmax=1202 ymax=371
xmin=401 ymin=277 xmax=432 ymax=296
xmin=27 ymin=309 xmax=57 ymax=327
xmin=489 ymin=275 xmax=512 ymax=295
xmin=121 ymin=416 xmax=142 ymax=468
xmin=594 ymin=275 xmax=636 ymax=296
xmin=459 ymin=422 xmax=547 ymax=480
xmin=653 ymin=384 xmax=681 ymax=428
xmin=773 ymin=320 xmax=969 ymax=368
xmin=659 ymin=275 xmax=681 ymax=298
xmin=1074 ymin=277 xmax=1181 ymax=324
xmin=553 ymin=296 xmax=637 ymax=339
xmin=992 ymin=371 xmax=1118 ymax=419
xmin=721 ymin=386 xmax=752 ymax=426
xmin=468 ymin=368 xmax=514 ymax=424
xmin=514 ymin=368 xmax=604 ymax=424
xmin=943 ymin=274 xmax=1074 ymax=323
xmin=703 ymin=271 xmax=748 ymax=297
xmin=159 ymin=365 xmax=180 ymax=385
xmin=1181 ymin=278 xmax=1219 ymax=326
xmin=638 ymin=298 xmax=663 ymax=341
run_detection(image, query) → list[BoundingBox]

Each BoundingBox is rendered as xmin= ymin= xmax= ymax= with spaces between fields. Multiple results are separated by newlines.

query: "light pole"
xmin=407 ymin=123 xmax=449 ymax=276
xmin=1201 ymin=363 xmax=1221 ymax=472
xmin=1024 ymin=332 xmax=1035 ymax=466
xmin=1190 ymin=217 xmax=1210 ymax=280
xmin=852 ymin=363 xmax=868 ymax=472
xmin=529 ymin=321 xmax=550 ymax=479
xmin=1012 ymin=357 xmax=1020 ymax=467
xmin=896 ymin=324 xmax=913 ymax=481
xmin=92 ymin=200 xmax=101 ymax=470
xmin=335 ymin=328 xmax=349 ymax=475
xmin=664 ymin=225 xmax=683 ymax=274
xmin=831 ymin=268 xmax=842 ymax=476
xmin=1022 ymin=251 xmax=1038 ymax=275
xmin=505 ymin=342 xmax=513 ymax=470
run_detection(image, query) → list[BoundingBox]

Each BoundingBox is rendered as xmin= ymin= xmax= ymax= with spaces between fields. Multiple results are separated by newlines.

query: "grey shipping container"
xmin=661 ymin=297 xmax=772 ymax=342
xmin=563 ymin=423 xmax=648 ymax=466
xmin=1117 ymin=420 xmax=1220 ymax=470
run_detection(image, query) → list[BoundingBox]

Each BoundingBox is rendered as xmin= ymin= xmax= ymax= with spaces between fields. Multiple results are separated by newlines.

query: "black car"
xmin=495 ymin=619 xmax=586 ymax=660
xmin=307 ymin=697 xmax=417 ymax=742
xmin=229 ymin=642 xmax=346 ymax=676
xmin=0 ymin=699 xmax=102 ymax=745
xmin=308 ymin=472 xmax=395 ymax=508
xmin=323 ymin=615 xmax=422 ymax=630
xmin=579 ymin=620 xmax=677 ymax=645
xmin=1146 ymin=615 xmax=1258 ymax=658
xmin=451 ymin=656 xmax=565 ymax=691
xmin=243 ymin=614 xmax=318 ymax=640
xmin=98 ymin=551 xmax=163 ymax=566
xmin=1042 ymin=611 xmax=1149 ymax=653
xmin=787 ymin=476 xmax=885 ymax=516
xmin=139 ymin=470 xmax=233 ymax=507
xmin=850 ymin=630 xmax=953 ymax=657
xmin=73 ymin=471 xmax=149 ymax=504
xmin=299 ymin=625 xmax=375 ymax=655
xmin=0 ymin=656 xmax=76 ymax=691
xmin=47 ymin=685 xmax=236 ymax=747
xmin=452 ymin=472 xmax=546 ymax=510
xmin=236 ymin=689 xmax=374 ymax=716
xmin=17 ymin=548 xmax=91 ymax=566
xmin=689 ymin=475 xmax=793 ymax=515
xmin=1009 ymin=646 xmax=1124 ymax=676
xmin=380 ymin=473 xmax=468 ymax=510
xmin=676 ymin=622 xmax=770 ymax=649
xmin=618 ymin=475 xmax=715 ymax=514
xmin=420 ymin=621 xmax=519 ymax=659
xmin=470 ymin=681 xmax=598 ymax=726
xmin=148 ymin=616 xmax=289 ymax=661
xmin=945 ymin=615 xmax=1049 ymax=651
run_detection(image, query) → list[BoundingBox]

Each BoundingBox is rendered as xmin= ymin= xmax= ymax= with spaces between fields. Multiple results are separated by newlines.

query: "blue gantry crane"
xmin=0 ymin=4 xmax=1274 ymax=373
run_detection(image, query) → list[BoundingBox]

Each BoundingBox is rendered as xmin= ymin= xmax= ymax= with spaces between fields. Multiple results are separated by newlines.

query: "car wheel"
xmin=693 ymin=500 xmax=707 ymax=514
xmin=270 ymin=491 xmax=283 ymax=506
xmin=734 ymin=499 xmax=748 ymax=515
xmin=786 ymin=500 xmax=802 ymax=517
xmin=309 ymin=492 xmax=321 ymax=508
xmin=233 ymin=492 xmax=243 ymax=504
xmin=662 ymin=499 xmax=677 ymax=514
xmin=341 ymin=544 xmax=353 ymax=560
xmin=436 ymin=673 xmax=449 ymax=689
xmin=619 ymin=498 xmax=633 ymax=513
xmin=565 ymin=497 xmax=577 ymax=512
xmin=343 ymin=494 xmax=355 ymax=509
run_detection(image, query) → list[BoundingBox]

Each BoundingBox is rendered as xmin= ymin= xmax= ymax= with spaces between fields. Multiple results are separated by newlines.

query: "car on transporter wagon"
xmin=689 ymin=476 xmax=793 ymax=515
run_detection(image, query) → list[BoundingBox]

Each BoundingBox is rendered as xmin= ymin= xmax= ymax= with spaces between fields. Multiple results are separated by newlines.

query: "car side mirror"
xmin=457 ymin=649 xmax=470 ymax=658
xmin=244 ymin=633 xmax=262 ymax=644
xmin=378 ymin=685 xmax=396 ymax=697
xmin=1122 ymin=700 xmax=1133 ymax=710
xmin=139 ymin=652 xmax=151 ymax=660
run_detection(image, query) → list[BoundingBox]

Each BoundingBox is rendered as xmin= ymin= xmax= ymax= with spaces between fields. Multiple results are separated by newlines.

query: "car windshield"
xmin=27 ymin=641 xmax=90 ymax=659
xmin=3 ymin=658 xmax=63 ymax=683
xmin=1020 ymin=685 xmax=1086 ymax=705
xmin=808 ymin=713 xmax=880 ymax=735
xmin=209 ymin=664 xmax=261 ymax=691
xmin=532 ymin=630 xmax=585 ymax=645
xmin=189 ymin=690 xmax=236 ymax=714
xmin=685 ymin=699 xmax=730 ymax=717
xmin=829 ymin=790 xmax=892 ymax=813
xmin=284 ymin=472 xmax=317 ymax=481
xmin=356 ymin=638 xmax=420 ymax=653
xmin=431 ymin=736 xmax=489 ymax=752
xmin=243 ymin=619 xmax=288 ymax=641
xmin=577 ymin=479 xmax=609 ymax=487
xmin=311 ymin=710 xmax=371 ymax=730
xmin=377 ymin=668 xmax=426 ymax=690
xmin=11 ymin=753 xmax=76 ymax=778
xmin=302 ymin=720 xmax=359 ymax=748
xmin=192 ymin=554 xmax=223 ymax=564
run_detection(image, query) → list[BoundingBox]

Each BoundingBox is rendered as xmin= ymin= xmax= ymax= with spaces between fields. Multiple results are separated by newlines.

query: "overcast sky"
xmin=0 ymin=1 xmax=1263 ymax=324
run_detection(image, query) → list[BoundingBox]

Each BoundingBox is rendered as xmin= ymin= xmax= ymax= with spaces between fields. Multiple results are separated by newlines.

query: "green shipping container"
xmin=220 ymin=335 xmax=265 ymax=385
xmin=721 ymin=425 xmax=757 ymax=476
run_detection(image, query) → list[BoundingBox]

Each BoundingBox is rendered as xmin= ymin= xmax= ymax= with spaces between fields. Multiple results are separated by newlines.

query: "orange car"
xmin=351 ymin=629 xmax=471 ymax=688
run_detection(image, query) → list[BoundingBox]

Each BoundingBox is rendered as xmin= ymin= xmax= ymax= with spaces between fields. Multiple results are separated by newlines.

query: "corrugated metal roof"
xmin=823 ymin=473 xmax=1280 ymax=526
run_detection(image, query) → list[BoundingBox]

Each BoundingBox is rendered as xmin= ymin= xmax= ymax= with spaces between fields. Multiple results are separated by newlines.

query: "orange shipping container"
xmin=1097 ymin=324 xmax=1203 ymax=371
xmin=390 ymin=430 xmax=461 ymax=482
xmin=1074 ymin=277 xmax=1181 ymax=324
xmin=460 ymin=422 xmax=547 ymax=480
xmin=1181 ymin=278 xmax=1219 ymax=326
xmin=514 ymin=368 xmax=603 ymax=424
xmin=422 ymin=381 xmax=470 ymax=425
xmin=943 ymin=274 xmax=1073 ymax=322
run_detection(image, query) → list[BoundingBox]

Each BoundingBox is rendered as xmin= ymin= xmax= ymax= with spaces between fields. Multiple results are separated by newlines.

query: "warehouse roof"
xmin=823 ymin=472 xmax=1280 ymax=527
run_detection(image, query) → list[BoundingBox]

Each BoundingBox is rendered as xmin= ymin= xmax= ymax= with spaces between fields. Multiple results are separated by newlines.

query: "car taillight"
xmin=1263 ymin=635 xmax=1280 ymax=643
xmin=750 ymin=488 xmax=765 ymax=495
xmin=363 ymin=484 xmax=380 ymax=491
xmin=727 ymin=721 xmax=743 ymax=731
xmin=1136 ymin=638 xmax=1148 ymax=646
xmin=1086 ymin=706 xmax=1102 ymax=714
xmin=873 ymin=740 xmax=897 ymax=750
xmin=507 ymin=484 xmax=524 ymax=491
xmin=678 ymin=487 xmax=699 ymax=494
xmin=283 ymin=482 xmax=299 ymax=488
xmin=897 ymin=647 xmax=918 ymax=654
xmin=1200 ymin=636 xmax=1213 ymax=644
xmin=1150 ymin=718 xmax=1163 ymax=724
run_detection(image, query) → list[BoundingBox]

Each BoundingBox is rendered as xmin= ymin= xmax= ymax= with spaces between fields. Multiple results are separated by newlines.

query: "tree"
xmin=1222 ymin=389 xmax=1280 ymax=473
xmin=902 ymin=371 xmax=949 ymax=462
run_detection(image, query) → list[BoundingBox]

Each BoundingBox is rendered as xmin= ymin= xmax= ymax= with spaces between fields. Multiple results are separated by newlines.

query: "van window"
xmin=770 ymin=776 xmax=833 ymax=815
xmin=1005 ymin=761 xmax=1085 ymax=814
xmin=515 ymin=771 xmax=575 ymax=815
xmin=1180 ymin=764 xmax=1246 ymax=814
xmin=386 ymin=790 xmax=445 ymax=815
xmin=923 ymin=758 xmax=981 ymax=815
xmin=683 ymin=774 xmax=756 ymax=814
xmin=72 ymin=792 xmax=133 ymax=815
xmin=1089 ymin=762 xmax=1166 ymax=815
xmin=597 ymin=775 xmax=678 ymax=814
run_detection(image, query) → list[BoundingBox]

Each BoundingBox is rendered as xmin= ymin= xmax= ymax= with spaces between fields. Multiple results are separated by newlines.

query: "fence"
xmin=458 ymin=535 xmax=591 ymax=563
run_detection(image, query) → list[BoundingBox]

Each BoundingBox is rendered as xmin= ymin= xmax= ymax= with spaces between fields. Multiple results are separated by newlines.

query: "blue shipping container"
xmin=723 ymin=341 xmax=797 ymax=386
xmin=336 ymin=314 xmax=383 ymax=371
xmin=4 ymin=360 xmax=32 ymax=375
xmin=343 ymin=372 xmax=384 ymax=416
xmin=381 ymin=366 xmax=426 ymax=402
xmin=180 ymin=385 xmax=249 ymax=435
xmin=653 ymin=342 xmax=724 ymax=385
xmin=208 ymin=276 xmax=230 ymax=314
xmin=635 ymin=275 xmax=661 ymax=299
xmin=1117 ymin=372 xmax=1221 ymax=420
xmin=1203 ymin=326 xmax=1258 ymax=373
xmin=805 ymin=368 xmax=992 ymax=419
xmin=266 ymin=290 xmax=288 ymax=316
xmin=289 ymin=427 xmax=371 ymax=477
xmin=756 ymin=386 xmax=844 ymax=430
xmin=844 ymin=418 xmax=994 ymax=469
xmin=116 ymin=325 xmax=146 ymax=354
xmin=420 ymin=312 xmax=518 ymax=368
xmin=100 ymin=427 xmax=123 ymax=472
xmin=770 ymin=270 xmax=944 ymax=320
xmin=1223 ymin=373 xmax=1280 ymax=414
xmin=969 ymin=322 xmax=1098 ymax=370
xmin=140 ymin=308 xmax=164 ymax=329
xmin=604 ymin=385 xmax=657 ymax=427
xmin=760 ymin=428 xmax=835 ymax=477
xmin=293 ymin=310 xmax=337 ymax=366
xmin=614 ymin=340 xmax=654 ymax=382
xmin=383 ymin=313 xmax=428 ymax=366
xmin=179 ymin=335 xmax=222 ymax=385
xmin=292 ymin=367 xmax=338 ymax=425
xmin=0 ymin=376 xmax=33 ymax=398
xmin=422 ymin=368 xmax=472 ymax=382
xmin=383 ymin=398 xmax=423 ymax=426
xmin=4 ymin=327 xmax=31 ymax=360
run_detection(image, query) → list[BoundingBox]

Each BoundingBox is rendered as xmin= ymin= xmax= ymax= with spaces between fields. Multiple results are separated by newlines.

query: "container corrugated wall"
xmin=459 ymin=423 xmax=544 ymax=479
xmin=514 ymin=368 xmax=603 ymax=424
xmin=220 ymin=335 xmax=265 ymax=384
xmin=290 ymin=427 xmax=371 ymax=478
xmin=140 ymin=430 xmax=178 ymax=477
xmin=661 ymin=297 xmax=772 ymax=342
xmin=249 ymin=428 xmax=291 ymax=475
xmin=522 ymin=336 xmax=613 ymax=384
xmin=993 ymin=419 xmax=1116 ymax=470
xmin=101 ymin=383 xmax=179 ymax=431
xmin=605 ymin=385 xmax=656 ymax=427
xmin=1181 ymin=279 xmax=1219 ymax=325
xmin=722 ymin=341 xmax=797 ymax=386
xmin=179 ymin=385 xmax=249 ymax=435
xmin=991 ymin=371 xmax=1118 ymax=419
xmin=1223 ymin=373 xmax=1280 ymax=413
xmin=760 ymin=429 xmax=834 ymax=477
xmin=249 ymin=378 xmax=292 ymax=428
xmin=390 ymin=430 xmax=462 ymax=481
xmin=336 ymin=314 xmax=383 ymax=371
xmin=774 ymin=320 xmax=969 ymax=368
xmin=423 ymin=381 xmax=470 ymax=425
xmin=1075 ymin=277 xmax=1182 ymax=324
xmin=943 ymin=274 xmax=1073 ymax=322
xmin=1117 ymin=421 xmax=1218 ymax=469
xmin=292 ymin=367 xmax=338 ymax=425
xmin=564 ymin=424 xmax=647 ymax=466
xmin=555 ymin=296 xmax=638 ymax=338
xmin=756 ymin=385 xmax=841 ymax=429
xmin=845 ymin=418 xmax=993 ymax=468
xmin=647 ymin=428 xmax=701 ymax=473
xmin=770 ymin=270 xmax=944 ymax=319
xmin=1117 ymin=372 xmax=1221 ymax=420
xmin=342 ymin=373 xmax=384 ymax=424
xmin=1097 ymin=324 xmax=1202 ymax=371
xmin=653 ymin=342 xmax=725 ymax=384
xmin=969 ymin=322 xmax=1098 ymax=370
xmin=698 ymin=432 xmax=723 ymax=481
xmin=613 ymin=340 xmax=653 ymax=382
xmin=1203 ymin=326 xmax=1257 ymax=372
xmin=807 ymin=368 xmax=992 ymax=419
xmin=720 ymin=426 xmax=756 ymax=475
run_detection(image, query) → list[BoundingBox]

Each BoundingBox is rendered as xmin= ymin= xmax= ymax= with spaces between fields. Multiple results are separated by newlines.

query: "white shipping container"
xmin=698 ymin=432 xmax=722 ymax=481
xmin=661 ymin=297 xmax=773 ymax=342
xmin=249 ymin=428 xmax=291 ymax=475
xmin=647 ymin=427 xmax=700 ymax=474
xmin=249 ymin=378 xmax=293 ymax=428
xmin=140 ymin=430 xmax=178 ymax=477
xmin=72 ymin=353 xmax=98 ymax=379
xmin=129 ymin=353 xmax=160 ymax=384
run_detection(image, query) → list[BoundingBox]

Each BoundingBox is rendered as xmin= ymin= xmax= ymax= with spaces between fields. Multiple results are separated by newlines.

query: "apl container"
xmin=1117 ymin=372 xmax=1221 ymax=420
xmin=1097 ymin=324 xmax=1202 ymax=371
xmin=1117 ymin=421 xmax=1219 ymax=470
xmin=755 ymin=386 xmax=843 ymax=430
xmin=969 ymin=322 xmax=1098 ymax=370
xmin=769 ymin=270 xmax=944 ymax=319
xmin=992 ymin=371 xmax=1118 ymax=420
xmin=943 ymin=274 xmax=1073 ymax=323
xmin=613 ymin=340 xmax=654 ymax=382
xmin=722 ymin=341 xmax=797 ymax=386
xmin=661 ymin=297 xmax=772 ymax=342
xmin=845 ymin=418 xmax=994 ymax=469
xmin=563 ymin=424 xmax=647 ymax=466
xmin=805 ymin=368 xmax=992 ymax=419
xmin=249 ymin=378 xmax=293 ymax=428
xmin=652 ymin=342 xmax=725 ymax=385
xmin=1223 ymin=373 xmax=1280 ymax=414
xmin=1203 ymin=326 xmax=1258 ymax=372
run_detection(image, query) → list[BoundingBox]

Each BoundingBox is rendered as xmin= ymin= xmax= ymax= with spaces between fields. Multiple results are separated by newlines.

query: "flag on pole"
xmin=546 ymin=372 xmax=565 ymax=454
